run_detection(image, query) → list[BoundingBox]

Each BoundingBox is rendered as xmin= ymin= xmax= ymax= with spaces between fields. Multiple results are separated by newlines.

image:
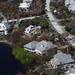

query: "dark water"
xmin=0 ymin=43 xmax=23 ymax=75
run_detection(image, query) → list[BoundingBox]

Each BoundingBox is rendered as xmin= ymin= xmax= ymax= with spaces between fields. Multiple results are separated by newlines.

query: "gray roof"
xmin=36 ymin=40 xmax=54 ymax=52
xmin=52 ymin=52 xmax=74 ymax=65
xmin=24 ymin=41 xmax=38 ymax=50
xmin=4 ymin=22 xmax=10 ymax=29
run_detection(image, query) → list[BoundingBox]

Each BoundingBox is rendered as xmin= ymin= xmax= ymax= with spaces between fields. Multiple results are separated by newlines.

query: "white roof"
xmin=23 ymin=0 xmax=33 ymax=3
xmin=69 ymin=5 xmax=75 ymax=11
xmin=19 ymin=2 xmax=29 ymax=9
xmin=65 ymin=0 xmax=75 ymax=11
xmin=0 ymin=23 xmax=10 ymax=31
xmin=65 ymin=69 xmax=75 ymax=75
xmin=0 ymin=23 xmax=6 ymax=31
xmin=65 ymin=0 xmax=75 ymax=5
xmin=25 ymin=25 xmax=33 ymax=33
xmin=25 ymin=25 xmax=41 ymax=33
xmin=72 ymin=42 xmax=75 ymax=47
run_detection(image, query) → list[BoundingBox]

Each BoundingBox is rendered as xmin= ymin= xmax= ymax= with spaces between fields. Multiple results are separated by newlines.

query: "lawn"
xmin=12 ymin=48 xmax=37 ymax=64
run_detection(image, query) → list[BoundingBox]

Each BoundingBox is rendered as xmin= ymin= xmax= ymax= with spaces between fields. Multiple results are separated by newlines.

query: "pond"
xmin=0 ymin=43 xmax=23 ymax=75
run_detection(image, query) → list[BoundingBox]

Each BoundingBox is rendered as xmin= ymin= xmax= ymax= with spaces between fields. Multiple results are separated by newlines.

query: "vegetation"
xmin=50 ymin=0 xmax=73 ymax=19
xmin=53 ymin=63 xmax=65 ymax=75
xmin=50 ymin=0 xmax=75 ymax=36
xmin=53 ymin=67 xmax=65 ymax=75
xmin=20 ymin=16 xmax=49 ymax=31
xmin=0 ymin=0 xmax=45 ymax=19
xmin=5 ymin=15 xmax=55 ymax=47
xmin=65 ymin=25 xmax=75 ymax=35
xmin=12 ymin=48 xmax=37 ymax=64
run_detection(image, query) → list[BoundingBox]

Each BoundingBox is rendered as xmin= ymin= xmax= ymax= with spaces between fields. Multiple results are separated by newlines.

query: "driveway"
xmin=45 ymin=0 xmax=75 ymax=47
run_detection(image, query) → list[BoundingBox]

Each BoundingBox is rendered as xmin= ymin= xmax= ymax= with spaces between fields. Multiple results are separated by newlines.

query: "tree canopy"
xmin=53 ymin=67 xmax=65 ymax=75
xmin=12 ymin=48 xmax=37 ymax=64
xmin=71 ymin=28 xmax=75 ymax=34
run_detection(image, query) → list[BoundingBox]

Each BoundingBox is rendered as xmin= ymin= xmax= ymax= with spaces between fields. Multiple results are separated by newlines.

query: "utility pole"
xmin=67 ymin=44 xmax=70 ymax=53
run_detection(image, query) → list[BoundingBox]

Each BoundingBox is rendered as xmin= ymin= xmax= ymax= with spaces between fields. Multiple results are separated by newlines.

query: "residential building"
xmin=35 ymin=40 xmax=56 ymax=54
xmin=66 ymin=35 xmax=74 ymax=41
xmin=65 ymin=71 xmax=75 ymax=75
xmin=19 ymin=0 xmax=33 ymax=10
xmin=65 ymin=35 xmax=75 ymax=47
xmin=65 ymin=0 xmax=75 ymax=12
xmin=0 ymin=22 xmax=10 ymax=35
xmin=23 ymin=0 xmax=33 ymax=3
xmin=65 ymin=65 xmax=75 ymax=75
xmin=24 ymin=41 xmax=38 ymax=52
xmin=24 ymin=25 xmax=41 ymax=37
xmin=24 ymin=40 xmax=56 ymax=54
xmin=50 ymin=51 xmax=74 ymax=68
xmin=19 ymin=3 xmax=30 ymax=10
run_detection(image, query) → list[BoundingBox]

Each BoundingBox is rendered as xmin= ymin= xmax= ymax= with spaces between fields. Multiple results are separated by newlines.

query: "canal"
xmin=0 ymin=43 xmax=23 ymax=75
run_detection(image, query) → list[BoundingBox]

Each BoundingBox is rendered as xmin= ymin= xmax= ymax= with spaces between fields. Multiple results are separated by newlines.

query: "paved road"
xmin=0 ymin=12 xmax=39 ymax=34
xmin=2 ymin=16 xmax=39 ymax=23
xmin=45 ymin=0 xmax=75 ymax=47
xmin=45 ymin=0 xmax=64 ymax=34
xmin=12 ymin=20 xmax=19 ymax=33
xmin=50 ymin=17 xmax=73 ymax=22
xmin=10 ymin=16 xmax=39 ymax=33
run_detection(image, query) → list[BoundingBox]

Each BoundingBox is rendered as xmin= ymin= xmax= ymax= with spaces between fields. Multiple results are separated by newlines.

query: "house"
xmin=65 ymin=67 xmax=75 ymax=75
xmin=24 ymin=25 xmax=41 ymax=37
xmin=0 ymin=22 xmax=10 ymax=35
xmin=35 ymin=40 xmax=56 ymax=54
xmin=19 ymin=0 xmax=33 ymax=10
xmin=50 ymin=51 xmax=74 ymax=68
xmin=65 ymin=0 xmax=75 ymax=12
xmin=24 ymin=41 xmax=38 ymax=52
xmin=24 ymin=40 xmax=56 ymax=54
xmin=23 ymin=0 xmax=33 ymax=3
xmin=66 ymin=35 xmax=74 ymax=41
xmin=19 ymin=3 xmax=30 ymax=10
xmin=65 ymin=35 xmax=75 ymax=47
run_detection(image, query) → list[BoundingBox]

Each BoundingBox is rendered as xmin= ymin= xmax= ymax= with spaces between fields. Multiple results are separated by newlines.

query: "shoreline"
xmin=0 ymin=41 xmax=24 ymax=75
xmin=0 ymin=40 xmax=13 ymax=48
xmin=0 ymin=40 xmax=12 ymax=44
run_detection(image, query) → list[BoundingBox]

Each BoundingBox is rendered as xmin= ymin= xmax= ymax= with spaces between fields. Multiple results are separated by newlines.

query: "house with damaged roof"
xmin=19 ymin=0 xmax=33 ymax=11
xmin=24 ymin=25 xmax=41 ymax=37
xmin=0 ymin=22 xmax=10 ymax=35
